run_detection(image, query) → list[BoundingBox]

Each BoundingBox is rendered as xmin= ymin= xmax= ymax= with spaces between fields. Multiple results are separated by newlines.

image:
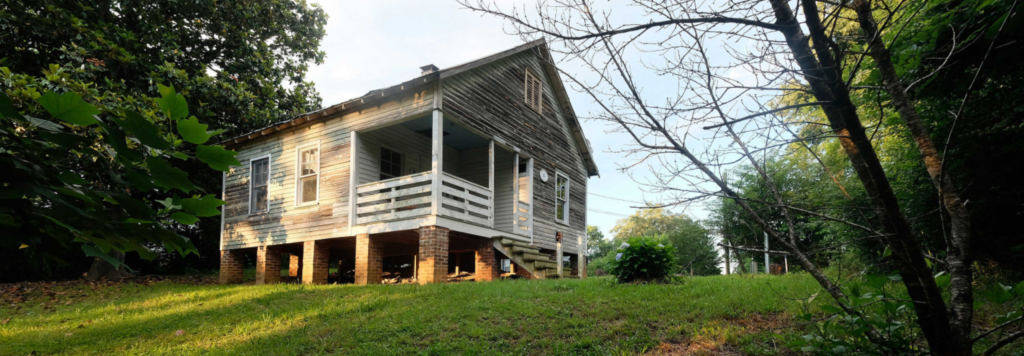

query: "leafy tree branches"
xmin=0 ymin=63 xmax=239 ymax=276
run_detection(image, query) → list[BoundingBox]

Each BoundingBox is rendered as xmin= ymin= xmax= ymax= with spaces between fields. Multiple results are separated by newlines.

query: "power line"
xmin=589 ymin=192 xmax=643 ymax=202
xmin=587 ymin=207 xmax=631 ymax=218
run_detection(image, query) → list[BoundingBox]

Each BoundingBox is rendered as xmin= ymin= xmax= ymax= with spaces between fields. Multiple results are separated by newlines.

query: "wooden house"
xmin=217 ymin=39 xmax=599 ymax=285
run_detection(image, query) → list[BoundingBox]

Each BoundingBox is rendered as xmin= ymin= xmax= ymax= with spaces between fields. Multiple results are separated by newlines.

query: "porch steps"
xmin=492 ymin=237 xmax=560 ymax=279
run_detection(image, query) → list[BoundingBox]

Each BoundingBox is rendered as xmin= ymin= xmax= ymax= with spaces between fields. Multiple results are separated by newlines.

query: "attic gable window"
xmin=524 ymin=70 xmax=543 ymax=113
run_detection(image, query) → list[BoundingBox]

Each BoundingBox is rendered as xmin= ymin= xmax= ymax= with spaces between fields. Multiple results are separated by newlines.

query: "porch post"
xmin=488 ymin=140 xmax=494 ymax=227
xmin=556 ymin=240 xmax=563 ymax=277
xmin=349 ymin=130 xmax=359 ymax=227
xmin=431 ymin=109 xmax=443 ymax=215
xmin=512 ymin=154 xmax=520 ymax=232
xmin=527 ymin=158 xmax=535 ymax=243
xmin=579 ymin=234 xmax=587 ymax=279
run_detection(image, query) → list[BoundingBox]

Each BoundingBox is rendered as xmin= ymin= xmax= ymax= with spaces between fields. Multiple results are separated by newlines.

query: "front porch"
xmin=347 ymin=110 xmax=534 ymax=239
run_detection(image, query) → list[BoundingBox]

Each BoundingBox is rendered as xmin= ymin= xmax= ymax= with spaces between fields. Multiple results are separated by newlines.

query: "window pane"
xmin=556 ymin=176 xmax=567 ymax=200
xmin=301 ymin=176 xmax=317 ymax=203
xmin=252 ymin=186 xmax=268 ymax=212
xmin=252 ymin=159 xmax=269 ymax=187
xmin=300 ymin=148 xmax=318 ymax=176
xmin=251 ymin=158 xmax=270 ymax=212
xmin=556 ymin=200 xmax=565 ymax=221
xmin=379 ymin=148 xmax=401 ymax=179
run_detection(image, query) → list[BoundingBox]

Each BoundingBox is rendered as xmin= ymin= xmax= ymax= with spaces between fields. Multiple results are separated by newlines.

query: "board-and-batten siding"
xmin=222 ymin=88 xmax=435 ymax=249
xmin=441 ymin=50 xmax=588 ymax=254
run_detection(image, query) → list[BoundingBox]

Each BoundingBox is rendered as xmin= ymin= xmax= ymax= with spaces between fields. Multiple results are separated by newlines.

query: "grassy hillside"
xmin=1 ymin=274 xmax=825 ymax=355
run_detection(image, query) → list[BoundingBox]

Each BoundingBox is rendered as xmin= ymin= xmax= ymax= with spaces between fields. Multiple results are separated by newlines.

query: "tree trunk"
xmin=85 ymin=250 xmax=133 ymax=281
xmin=852 ymin=1 xmax=974 ymax=349
xmin=765 ymin=0 xmax=963 ymax=352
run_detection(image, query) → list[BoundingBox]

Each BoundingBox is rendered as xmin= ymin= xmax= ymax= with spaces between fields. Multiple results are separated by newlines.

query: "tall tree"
xmin=610 ymin=208 xmax=690 ymax=241
xmin=1 ymin=65 xmax=238 ymax=280
xmin=0 ymin=0 xmax=327 ymax=279
xmin=462 ymin=0 xmax=1021 ymax=353
xmin=586 ymin=225 xmax=613 ymax=260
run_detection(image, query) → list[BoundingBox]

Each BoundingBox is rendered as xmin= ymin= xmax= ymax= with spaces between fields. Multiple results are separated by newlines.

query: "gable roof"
xmin=222 ymin=39 xmax=599 ymax=177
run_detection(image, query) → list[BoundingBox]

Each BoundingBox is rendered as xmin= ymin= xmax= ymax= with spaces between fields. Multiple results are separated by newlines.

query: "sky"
xmin=305 ymin=0 xmax=720 ymax=240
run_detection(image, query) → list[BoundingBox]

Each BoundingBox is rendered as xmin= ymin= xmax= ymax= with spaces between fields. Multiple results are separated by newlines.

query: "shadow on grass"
xmin=1 ymin=275 xmax=821 ymax=355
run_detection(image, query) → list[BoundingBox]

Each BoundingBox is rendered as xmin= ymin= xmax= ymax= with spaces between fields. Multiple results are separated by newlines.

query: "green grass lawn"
xmin=0 ymin=274 xmax=825 ymax=355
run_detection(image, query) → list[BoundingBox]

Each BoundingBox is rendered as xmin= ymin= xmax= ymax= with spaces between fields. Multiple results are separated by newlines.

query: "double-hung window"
xmin=250 ymin=156 xmax=270 ymax=214
xmin=297 ymin=144 xmax=319 ymax=204
xmin=555 ymin=171 xmax=570 ymax=224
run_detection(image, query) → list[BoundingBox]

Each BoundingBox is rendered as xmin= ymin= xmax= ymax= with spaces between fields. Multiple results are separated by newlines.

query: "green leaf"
xmin=110 ymin=193 xmax=157 ymax=219
xmin=1014 ymin=280 xmax=1024 ymax=296
xmin=57 ymin=172 xmax=90 ymax=185
xmin=0 ymin=92 xmax=25 ymax=120
xmin=986 ymin=284 xmax=1013 ymax=304
xmin=38 ymin=132 xmax=91 ymax=149
xmin=820 ymin=304 xmax=843 ymax=314
xmin=865 ymin=275 xmax=888 ymax=290
xmin=179 ymin=194 xmax=225 ymax=217
xmin=196 ymin=144 xmax=240 ymax=172
xmin=96 ymin=122 xmax=143 ymax=162
xmin=52 ymin=186 xmax=91 ymax=202
xmin=124 ymin=168 xmax=158 ymax=191
xmin=116 ymin=111 xmax=170 ymax=150
xmin=37 ymin=91 xmax=100 ymax=126
xmin=81 ymin=244 xmax=127 ymax=270
xmin=146 ymin=157 xmax=195 ymax=192
xmin=170 ymin=212 xmax=199 ymax=225
xmin=25 ymin=115 xmax=63 ymax=132
xmin=176 ymin=117 xmax=210 ymax=144
xmin=157 ymin=84 xmax=188 ymax=120
xmin=935 ymin=272 xmax=951 ymax=289
xmin=882 ymin=246 xmax=891 ymax=258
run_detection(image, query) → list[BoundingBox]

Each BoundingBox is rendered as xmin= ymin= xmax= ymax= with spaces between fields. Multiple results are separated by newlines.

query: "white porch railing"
xmin=439 ymin=172 xmax=493 ymax=227
xmin=354 ymin=171 xmax=495 ymax=227
xmin=354 ymin=172 xmax=433 ymax=224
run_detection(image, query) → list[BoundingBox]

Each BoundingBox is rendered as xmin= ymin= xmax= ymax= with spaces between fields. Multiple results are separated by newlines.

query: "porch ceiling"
xmin=399 ymin=115 xmax=490 ymax=151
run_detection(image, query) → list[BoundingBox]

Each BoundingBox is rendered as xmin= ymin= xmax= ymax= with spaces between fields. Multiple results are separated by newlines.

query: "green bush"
xmin=609 ymin=236 xmax=677 ymax=282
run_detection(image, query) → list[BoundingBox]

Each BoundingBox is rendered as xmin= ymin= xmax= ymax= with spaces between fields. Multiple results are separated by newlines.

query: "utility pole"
xmin=724 ymin=244 xmax=731 ymax=275
xmin=764 ymin=232 xmax=769 ymax=275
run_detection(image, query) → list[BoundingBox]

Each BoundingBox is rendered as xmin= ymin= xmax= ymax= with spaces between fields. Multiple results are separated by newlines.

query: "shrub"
xmin=609 ymin=236 xmax=677 ymax=282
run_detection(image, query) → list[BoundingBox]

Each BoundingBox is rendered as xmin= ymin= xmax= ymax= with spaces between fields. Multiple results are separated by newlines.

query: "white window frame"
xmin=295 ymin=141 xmax=321 ymax=206
xmin=554 ymin=170 xmax=570 ymax=225
xmin=524 ymin=69 xmax=543 ymax=113
xmin=248 ymin=154 xmax=272 ymax=215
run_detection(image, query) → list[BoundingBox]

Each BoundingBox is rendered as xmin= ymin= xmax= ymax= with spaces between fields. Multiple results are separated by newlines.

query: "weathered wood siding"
xmin=357 ymin=124 xmax=461 ymax=184
xmin=442 ymin=50 xmax=588 ymax=253
xmin=221 ymin=88 xmax=435 ymax=249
